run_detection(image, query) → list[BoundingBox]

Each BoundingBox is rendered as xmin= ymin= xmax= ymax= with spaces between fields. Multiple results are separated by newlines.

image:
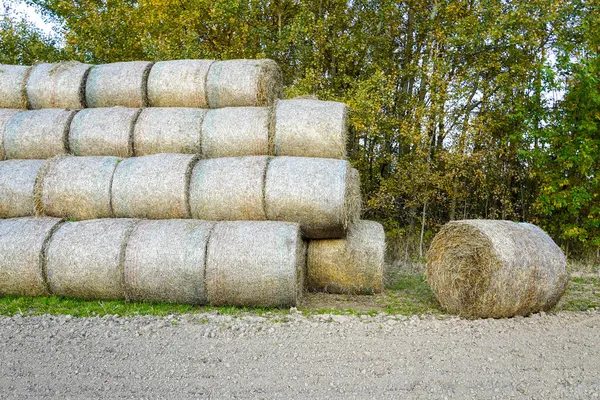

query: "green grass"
xmin=556 ymin=275 xmax=600 ymax=312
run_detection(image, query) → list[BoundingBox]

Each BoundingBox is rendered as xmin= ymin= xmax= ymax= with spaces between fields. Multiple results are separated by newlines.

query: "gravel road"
xmin=1 ymin=310 xmax=599 ymax=399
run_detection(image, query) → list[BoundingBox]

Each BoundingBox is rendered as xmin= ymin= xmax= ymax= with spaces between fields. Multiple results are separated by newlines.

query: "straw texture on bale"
xmin=307 ymin=220 xmax=385 ymax=294
xmin=201 ymin=107 xmax=271 ymax=158
xmin=26 ymin=62 xmax=91 ymax=109
xmin=206 ymin=221 xmax=305 ymax=307
xmin=0 ymin=109 xmax=21 ymax=160
xmin=0 ymin=159 xmax=45 ymax=218
xmin=69 ymin=107 xmax=138 ymax=157
xmin=124 ymin=219 xmax=214 ymax=304
xmin=0 ymin=217 xmax=63 ymax=297
xmin=133 ymin=107 xmax=205 ymax=156
xmin=36 ymin=156 xmax=119 ymax=220
xmin=206 ymin=59 xmax=283 ymax=108
xmin=111 ymin=153 xmax=196 ymax=219
xmin=3 ymin=109 xmax=76 ymax=159
xmin=426 ymin=219 xmax=569 ymax=319
xmin=46 ymin=219 xmax=138 ymax=300
xmin=85 ymin=61 xmax=153 ymax=108
xmin=275 ymin=99 xmax=348 ymax=159
xmin=189 ymin=156 xmax=268 ymax=221
xmin=264 ymin=157 xmax=360 ymax=239
xmin=147 ymin=60 xmax=214 ymax=107
xmin=0 ymin=65 xmax=30 ymax=108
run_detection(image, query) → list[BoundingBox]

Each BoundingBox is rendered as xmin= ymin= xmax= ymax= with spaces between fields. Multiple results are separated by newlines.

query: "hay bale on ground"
xmin=85 ymin=61 xmax=153 ymax=108
xmin=3 ymin=109 xmax=76 ymax=159
xmin=111 ymin=153 xmax=196 ymax=219
xmin=201 ymin=107 xmax=271 ymax=158
xmin=206 ymin=221 xmax=305 ymax=307
xmin=147 ymin=60 xmax=214 ymax=107
xmin=189 ymin=156 xmax=268 ymax=221
xmin=275 ymin=99 xmax=347 ymax=159
xmin=0 ymin=217 xmax=63 ymax=297
xmin=307 ymin=220 xmax=385 ymax=294
xmin=0 ymin=160 xmax=46 ymax=218
xmin=0 ymin=65 xmax=30 ymax=108
xmin=264 ymin=157 xmax=360 ymax=239
xmin=426 ymin=220 xmax=569 ymax=319
xmin=36 ymin=156 xmax=119 ymax=220
xmin=46 ymin=219 xmax=138 ymax=300
xmin=206 ymin=59 xmax=282 ymax=108
xmin=26 ymin=62 xmax=91 ymax=109
xmin=0 ymin=109 xmax=21 ymax=160
xmin=133 ymin=107 xmax=205 ymax=156
xmin=124 ymin=219 xmax=214 ymax=304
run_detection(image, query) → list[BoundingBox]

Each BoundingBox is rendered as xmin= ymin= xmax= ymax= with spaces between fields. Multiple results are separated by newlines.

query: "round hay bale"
xmin=0 ymin=65 xmax=30 ymax=108
xmin=69 ymin=107 xmax=138 ymax=157
xmin=206 ymin=221 xmax=305 ymax=307
xmin=36 ymin=156 xmax=119 ymax=220
xmin=133 ymin=107 xmax=205 ymax=156
xmin=264 ymin=157 xmax=360 ymax=239
xmin=46 ymin=219 xmax=138 ymax=300
xmin=85 ymin=61 xmax=153 ymax=108
xmin=426 ymin=220 xmax=569 ymax=319
xmin=26 ymin=62 xmax=91 ymax=109
xmin=307 ymin=220 xmax=385 ymax=294
xmin=147 ymin=59 xmax=214 ymax=107
xmin=3 ymin=109 xmax=76 ymax=159
xmin=124 ymin=219 xmax=214 ymax=304
xmin=0 ymin=217 xmax=63 ymax=297
xmin=189 ymin=156 xmax=268 ymax=221
xmin=201 ymin=107 xmax=271 ymax=158
xmin=111 ymin=153 xmax=196 ymax=219
xmin=0 ymin=109 xmax=21 ymax=160
xmin=206 ymin=59 xmax=283 ymax=108
xmin=275 ymin=99 xmax=347 ymax=159
xmin=0 ymin=159 xmax=45 ymax=218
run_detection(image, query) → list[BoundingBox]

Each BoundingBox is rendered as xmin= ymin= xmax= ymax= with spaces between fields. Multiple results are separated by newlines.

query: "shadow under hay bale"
xmin=124 ymin=219 xmax=214 ymax=304
xmin=26 ymin=62 xmax=91 ymax=109
xmin=85 ymin=61 xmax=153 ymax=108
xmin=0 ymin=159 xmax=45 ymax=218
xmin=426 ymin=219 xmax=569 ymax=319
xmin=0 ymin=109 xmax=21 ymax=160
xmin=0 ymin=65 xmax=30 ymax=108
xmin=307 ymin=220 xmax=385 ymax=295
xmin=147 ymin=60 xmax=214 ymax=108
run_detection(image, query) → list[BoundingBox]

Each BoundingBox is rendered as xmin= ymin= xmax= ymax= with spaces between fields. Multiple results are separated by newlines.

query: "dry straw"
xmin=0 ymin=64 xmax=30 ymax=108
xmin=0 ymin=109 xmax=21 ymax=160
xmin=85 ymin=61 xmax=153 ymax=108
xmin=0 ymin=159 xmax=45 ymax=218
xmin=307 ymin=220 xmax=385 ymax=294
xmin=26 ymin=62 xmax=91 ymax=109
xmin=206 ymin=221 xmax=305 ymax=307
xmin=189 ymin=156 xmax=269 ymax=221
xmin=206 ymin=59 xmax=283 ymax=108
xmin=133 ymin=107 xmax=205 ymax=156
xmin=111 ymin=153 xmax=197 ymax=219
xmin=124 ymin=219 xmax=214 ymax=304
xmin=147 ymin=59 xmax=214 ymax=107
xmin=46 ymin=219 xmax=138 ymax=300
xmin=426 ymin=219 xmax=569 ymax=319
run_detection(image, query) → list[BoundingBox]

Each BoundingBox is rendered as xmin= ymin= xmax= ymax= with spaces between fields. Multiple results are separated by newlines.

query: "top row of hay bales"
xmin=0 ymin=59 xmax=282 ymax=109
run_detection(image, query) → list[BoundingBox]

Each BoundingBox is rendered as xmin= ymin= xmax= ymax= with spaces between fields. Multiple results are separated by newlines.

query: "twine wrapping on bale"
xmin=26 ymin=62 xmax=91 ymax=109
xmin=426 ymin=219 xmax=569 ymax=319
xmin=3 ymin=109 xmax=76 ymax=159
xmin=35 ymin=156 xmax=119 ymax=220
xmin=0 ymin=64 xmax=30 ymax=108
xmin=275 ymin=99 xmax=348 ymax=159
xmin=133 ymin=107 xmax=205 ymax=156
xmin=85 ymin=61 xmax=153 ymax=108
xmin=124 ymin=219 xmax=214 ymax=304
xmin=307 ymin=220 xmax=385 ymax=294
xmin=264 ymin=157 xmax=361 ymax=239
xmin=189 ymin=156 xmax=268 ymax=221
xmin=206 ymin=59 xmax=283 ymax=108
xmin=46 ymin=219 xmax=138 ymax=300
xmin=206 ymin=221 xmax=305 ymax=307
xmin=0 ymin=109 xmax=21 ymax=160
xmin=147 ymin=60 xmax=214 ymax=107
xmin=0 ymin=217 xmax=63 ymax=297
xmin=111 ymin=153 xmax=197 ymax=219
xmin=0 ymin=159 xmax=45 ymax=218
xmin=201 ymin=107 xmax=271 ymax=158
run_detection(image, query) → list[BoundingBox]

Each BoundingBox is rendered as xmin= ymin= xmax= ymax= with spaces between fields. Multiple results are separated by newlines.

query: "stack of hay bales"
xmin=0 ymin=58 xmax=385 ymax=306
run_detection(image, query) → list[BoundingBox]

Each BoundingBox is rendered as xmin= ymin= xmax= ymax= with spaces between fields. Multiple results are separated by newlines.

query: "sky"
xmin=1 ymin=0 xmax=56 ymax=35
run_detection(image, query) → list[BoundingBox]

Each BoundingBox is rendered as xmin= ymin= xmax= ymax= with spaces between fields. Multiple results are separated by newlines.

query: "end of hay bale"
xmin=26 ymin=62 xmax=91 ymax=109
xmin=85 ymin=62 xmax=153 ymax=108
xmin=147 ymin=60 xmax=214 ymax=108
xmin=0 ymin=64 xmax=31 ymax=109
xmin=0 ymin=159 xmax=46 ymax=218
